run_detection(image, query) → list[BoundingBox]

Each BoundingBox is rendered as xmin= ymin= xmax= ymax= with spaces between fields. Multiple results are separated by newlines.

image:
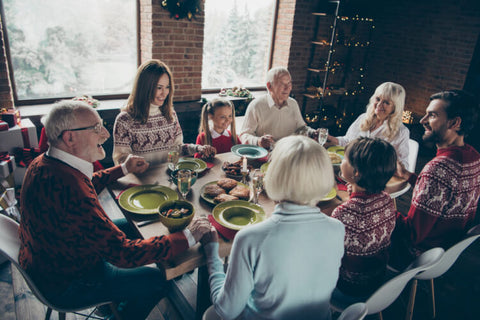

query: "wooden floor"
xmin=1 ymin=148 xmax=480 ymax=319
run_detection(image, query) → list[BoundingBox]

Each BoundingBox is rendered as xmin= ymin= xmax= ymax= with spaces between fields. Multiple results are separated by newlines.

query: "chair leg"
xmin=430 ymin=279 xmax=436 ymax=318
xmin=58 ymin=312 xmax=66 ymax=320
xmin=45 ymin=308 xmax=52 ymax=320
xmin=405 ymin=279 xmax=418 ymax=320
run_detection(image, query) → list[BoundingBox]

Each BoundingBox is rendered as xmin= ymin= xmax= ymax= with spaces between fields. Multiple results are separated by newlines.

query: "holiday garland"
xmin=161 ymin=0 xmax=202 ymax=20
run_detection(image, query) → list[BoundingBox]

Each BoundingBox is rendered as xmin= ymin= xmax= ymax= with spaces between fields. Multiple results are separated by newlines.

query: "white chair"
xmin=331 ymin=247 xmax=445 ymax=320
xmin=405 ymin=224 xmax=480 ymax=320
xmin=337 ymin=302 xmax=368 ymax=320
xmin=202 ymin=305 xmax=222 ymax=320
xmin=390 ymin=139 xmax=419 ymax=199
xmin=0 ymin=214 xmax=119 ymax=320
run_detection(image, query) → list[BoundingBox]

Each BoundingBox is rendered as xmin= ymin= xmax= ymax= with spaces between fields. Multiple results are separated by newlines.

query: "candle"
xmin=242 ymin=156 xmax=247 ymax=171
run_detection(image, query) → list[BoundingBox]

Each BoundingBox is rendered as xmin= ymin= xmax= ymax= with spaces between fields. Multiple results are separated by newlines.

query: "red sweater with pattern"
xmin=396 ymin=144 xmax=480 ymax=254
xmin=332 ymin=191 xmax=396 ymax=296
xmin=19 ymin=154 xmax=188 ymax=291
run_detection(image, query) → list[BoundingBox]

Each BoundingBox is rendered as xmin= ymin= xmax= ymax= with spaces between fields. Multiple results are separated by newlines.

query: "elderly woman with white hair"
xmin=326 ymin=82 xmax=410 ymax=168
xmin=201 ymin=135 xmax=345 ymax=320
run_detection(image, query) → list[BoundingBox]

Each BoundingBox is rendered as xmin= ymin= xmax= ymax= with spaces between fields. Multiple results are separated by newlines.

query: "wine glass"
xmin=318 ymin=128 xmax=329 ymax=146
xmin=251 ymin=169 xmax=264 ymax=204
xmin=177 ymin=169 xmax=192 ymax=199
xmin=168 ymin=151 xmax=179 ymax=170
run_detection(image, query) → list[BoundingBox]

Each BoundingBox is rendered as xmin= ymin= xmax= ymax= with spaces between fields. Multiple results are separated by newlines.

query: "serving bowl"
xmin=158 ymin=200 xmax=194 ymax=233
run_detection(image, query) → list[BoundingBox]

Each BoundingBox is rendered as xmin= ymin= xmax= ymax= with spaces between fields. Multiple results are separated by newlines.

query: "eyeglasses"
xmin=58 ymin=122 xmax=104 ymax=138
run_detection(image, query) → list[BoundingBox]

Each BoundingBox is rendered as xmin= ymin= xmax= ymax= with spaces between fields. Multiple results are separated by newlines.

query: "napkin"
xmin=116 ymin=183 xmax=140 ymax=200
xmin=336 ymin=176 xmax=348 ymax=191
xmin=208 ymin=214 xmax=237 ymax=240
xmin=205 ymin=162 xmax=215 ymax=169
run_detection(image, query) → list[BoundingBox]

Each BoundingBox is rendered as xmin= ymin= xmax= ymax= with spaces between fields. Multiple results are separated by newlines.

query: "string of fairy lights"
xmin=304 ymin=13 xmax=375 ymax=132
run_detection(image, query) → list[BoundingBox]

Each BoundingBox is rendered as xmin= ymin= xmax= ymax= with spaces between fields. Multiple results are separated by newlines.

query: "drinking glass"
xmin=168 ymin=151 xmax=179 ymax=170
xmin=177 ymin=169 xmax=192 ymax=199
xmin=318 ymin=128 xmax=329 ymax=146
xmin=251 ymin=169 xmax=264 ymax=204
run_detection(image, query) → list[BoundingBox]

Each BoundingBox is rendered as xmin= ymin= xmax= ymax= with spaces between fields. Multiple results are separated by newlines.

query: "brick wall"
xmin=0 ymin=14 xmax=13 ymax=109
xmin=142 ymin=0 xmax=204 ymax=102
xmin=286 ymin=0 xmax=480 ymax=119
xmin=357 ymin=0 xmax=480 ymax=116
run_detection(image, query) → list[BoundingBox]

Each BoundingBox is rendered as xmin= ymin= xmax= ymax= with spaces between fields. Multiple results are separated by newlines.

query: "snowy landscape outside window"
xmin=202 ymin=0 xmax=275 ymax=89
xmin=3 ymin=0 xmax=137 ymax=102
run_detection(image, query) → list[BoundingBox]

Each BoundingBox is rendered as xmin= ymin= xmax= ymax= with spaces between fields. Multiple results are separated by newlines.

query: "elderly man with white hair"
xmin=18 ymin=100 xmax=211 ymax=319
xmin=240 ymin=67 xmax=318 ymax=148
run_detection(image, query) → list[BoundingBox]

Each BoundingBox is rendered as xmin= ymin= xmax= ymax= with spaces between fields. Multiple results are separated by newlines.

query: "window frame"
xmin=0 ymin=0 xmax=140 ymax=106
xmin=200 ymin=0 xmax=279 ymax=93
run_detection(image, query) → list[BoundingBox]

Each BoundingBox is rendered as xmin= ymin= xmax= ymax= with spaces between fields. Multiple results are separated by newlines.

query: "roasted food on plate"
xmin=229 ymin=185 xmax=250 ymax=200
xmin=328 ymin=152 xmax=342 ymax=164
xmin=204 ymin=184 xmax=226 ymax=197
xmin=217 ymin=178 xmax=238 ymax=191
xmin=214 ymin=194 xmax=239 ymax=203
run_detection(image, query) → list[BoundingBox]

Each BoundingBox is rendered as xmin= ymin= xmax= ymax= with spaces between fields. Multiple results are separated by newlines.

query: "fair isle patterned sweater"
xmin=332 ymin=191 xmax=396 ymax=296
xmin=397 ymin=144 xmax=480 ymax=253
xmin=19 ymin=154 xmax=189 ymax=293
xmin=113 ymin=109 xmax=188 ymax=164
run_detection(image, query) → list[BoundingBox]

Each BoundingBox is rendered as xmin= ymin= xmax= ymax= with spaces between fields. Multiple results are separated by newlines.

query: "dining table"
xmin=105 ymin=151 xmax=351 ymax=319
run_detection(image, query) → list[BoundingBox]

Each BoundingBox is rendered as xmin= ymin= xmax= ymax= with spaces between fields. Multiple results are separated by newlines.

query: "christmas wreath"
xmin=161 ymin=0 xmax=202 ymax=20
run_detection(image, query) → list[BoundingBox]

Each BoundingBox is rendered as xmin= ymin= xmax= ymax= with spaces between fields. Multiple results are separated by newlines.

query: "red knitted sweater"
xmin=19 ymin=154 xmax=188 ymax=291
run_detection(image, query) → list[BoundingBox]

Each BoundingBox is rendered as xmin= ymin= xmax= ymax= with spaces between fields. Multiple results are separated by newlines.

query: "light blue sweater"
xmin=204 ymin=202 xmax=345 ymax=320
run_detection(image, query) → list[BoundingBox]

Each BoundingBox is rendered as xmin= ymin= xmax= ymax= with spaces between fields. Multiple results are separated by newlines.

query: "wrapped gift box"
xmin=0 ymin=108 xmax=21 ymax=128
xmin=0 ymin=155 xmax=16 ymax=179
xmin=0 ymin=118 xmax=38 ymax=154
xmin=14 ymin=166 xmax=26 ymax=187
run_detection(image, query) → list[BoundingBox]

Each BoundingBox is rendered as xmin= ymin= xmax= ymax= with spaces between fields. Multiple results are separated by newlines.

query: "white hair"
xmin=265 ymin=135 xmax=334 ymax=207
xmin=266 ymin=66 xmax=291 ymax=86
xmin=41 ymin=100 xmax=94 ymax=146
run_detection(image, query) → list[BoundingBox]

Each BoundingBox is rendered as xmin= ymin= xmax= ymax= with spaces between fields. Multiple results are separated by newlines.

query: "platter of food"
xmin=200 ymin=178 xmax=250 ymax=205
xmin=118 ymin=185 xmax=178 ymax=215
xmin=222 ymin=159 xmax=253 ymax=180
xmin=327 ymin=146 xmax=344 ymax=166
xmin=212 ymin=200 xmax=265 ymax=231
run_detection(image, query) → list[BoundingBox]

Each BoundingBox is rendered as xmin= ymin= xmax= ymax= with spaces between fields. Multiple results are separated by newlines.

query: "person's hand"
xmin=198 ymin=145 xmax=216 ymax=158
xmin=324 ymin=135 xmax=338 ymax=147
xmin=395 ymin=160 xmax=412 ymax=181
xmin=123 ymin=154 xmax=149 ymax=174
xmin=201 ymin=226 xmax=219 ymax=245
xmin=187 ymin=216 xmax=211 ymax=242
xmin=259 ymin=135 xmax=274 ymax=149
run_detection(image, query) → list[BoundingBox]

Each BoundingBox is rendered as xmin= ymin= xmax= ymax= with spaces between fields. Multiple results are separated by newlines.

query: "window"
xmin=202 ymin=0 xmax=276 ymax=89
xmin=2 ymin=0 xmax=137 ymax=103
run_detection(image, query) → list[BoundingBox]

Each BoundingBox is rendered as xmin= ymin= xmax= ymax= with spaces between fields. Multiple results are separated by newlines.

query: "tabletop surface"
xmin=109 ymin=152 xmax=349 ymax=280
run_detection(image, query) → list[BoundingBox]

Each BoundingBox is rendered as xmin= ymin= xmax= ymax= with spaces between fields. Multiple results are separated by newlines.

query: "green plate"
xmin=212 ymin=200 xmax=266 ymax=231
xmin=168 ymin=158 xmax=207 ymax=173
xmin=260 ymin=162 xmax=270 ymax=173
xmin=231 ymin=144 xmax=268 ymax=159
xmin=319 ymin=188 xmax=337 ymax=202
xmin=327 ymin=145 xmax=345 ymax=157
xmin=200 ymin=181 xmax=249 ymax=205
xmin=118 ymin=185 xmax=178 ymax=214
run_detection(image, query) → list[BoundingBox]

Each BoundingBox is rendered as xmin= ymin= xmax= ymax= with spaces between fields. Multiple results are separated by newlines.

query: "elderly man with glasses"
xmin=18 ymin=100 xmax=211 ymax=320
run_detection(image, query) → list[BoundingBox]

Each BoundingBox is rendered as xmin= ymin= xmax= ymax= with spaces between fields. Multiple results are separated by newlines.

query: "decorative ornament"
xmin=161 ymin=0 xmax=201 ymax=20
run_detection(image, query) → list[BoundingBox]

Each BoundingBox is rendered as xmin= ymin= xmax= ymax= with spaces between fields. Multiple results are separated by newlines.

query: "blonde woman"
xmin=113 ymin=59 xmax=215 ymax=165
xmin=201 ymin=135 xmax=345 ymax=320
xmin=327 ymin=82 xmax=410 ymax=168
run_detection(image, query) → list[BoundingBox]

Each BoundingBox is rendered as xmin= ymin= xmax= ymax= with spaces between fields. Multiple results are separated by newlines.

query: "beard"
xmin=422 ymin=124 xmax=448 ymax=145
